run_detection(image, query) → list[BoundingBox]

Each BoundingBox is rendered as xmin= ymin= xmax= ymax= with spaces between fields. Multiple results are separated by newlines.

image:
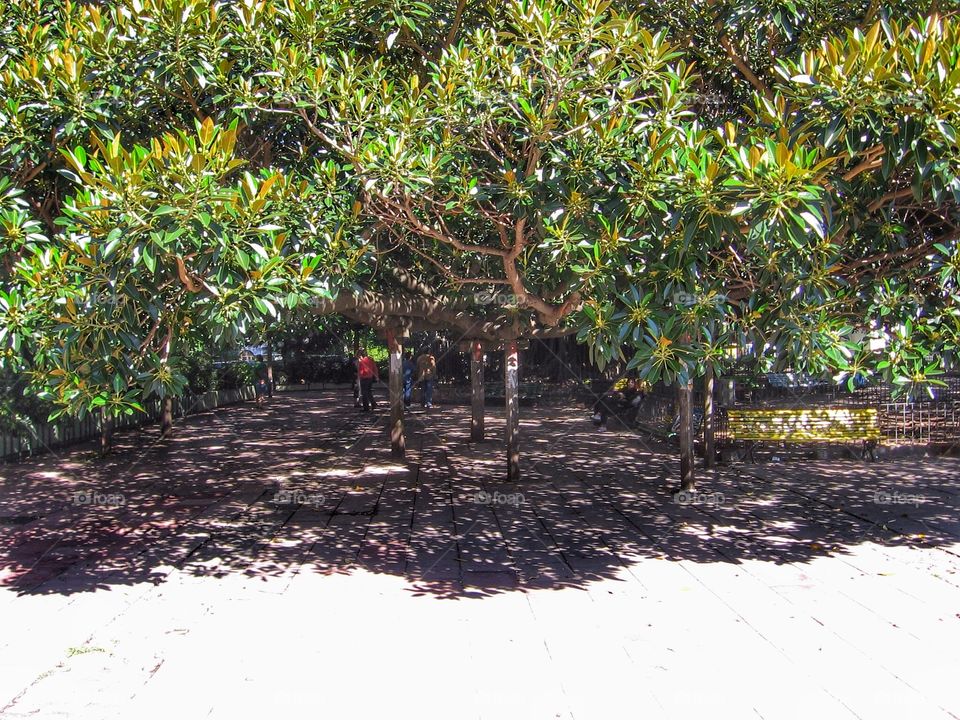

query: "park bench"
xmin=724 ymin=407 xmax=883 ymax=462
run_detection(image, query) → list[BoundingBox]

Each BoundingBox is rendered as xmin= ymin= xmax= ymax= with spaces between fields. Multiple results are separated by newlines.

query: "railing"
xmin=1 ymin=386 xmax=256 ymax=463
xmin=881 ymin=401 xmax=960 ymax=443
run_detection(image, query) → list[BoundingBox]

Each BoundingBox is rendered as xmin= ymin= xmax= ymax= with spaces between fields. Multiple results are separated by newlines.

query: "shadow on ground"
xmin=1 ymin=391 xmax=958 ymax=600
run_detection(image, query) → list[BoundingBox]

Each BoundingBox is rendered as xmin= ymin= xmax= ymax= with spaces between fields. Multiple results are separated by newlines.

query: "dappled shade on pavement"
xmin=1 ymin=390 xmax=957 ymax=600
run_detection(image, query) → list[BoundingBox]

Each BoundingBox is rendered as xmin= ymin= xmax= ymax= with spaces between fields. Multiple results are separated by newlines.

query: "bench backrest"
xmin=727 ymin=407 xmax=882 ymax=441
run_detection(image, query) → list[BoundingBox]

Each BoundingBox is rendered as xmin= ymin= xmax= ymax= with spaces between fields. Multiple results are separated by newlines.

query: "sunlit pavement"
xmin=1 ymin=390 xmax=959 ymax=719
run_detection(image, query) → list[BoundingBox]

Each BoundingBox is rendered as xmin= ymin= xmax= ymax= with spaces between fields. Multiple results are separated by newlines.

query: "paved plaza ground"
xmin=1 ymin=389 xmax=959 ymax=719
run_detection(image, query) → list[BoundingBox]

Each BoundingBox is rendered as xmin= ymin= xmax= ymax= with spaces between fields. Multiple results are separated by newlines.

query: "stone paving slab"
xmin=1 ymin=390 xmax=959 ymax=719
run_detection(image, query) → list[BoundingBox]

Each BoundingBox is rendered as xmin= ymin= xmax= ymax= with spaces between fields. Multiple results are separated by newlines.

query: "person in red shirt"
xmin=357 ymin=348 xmax=379 ymax=411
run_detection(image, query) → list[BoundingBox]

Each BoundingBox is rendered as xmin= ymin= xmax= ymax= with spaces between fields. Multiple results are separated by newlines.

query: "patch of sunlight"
xmin=363 ymin=464 xmax=408 ymax=476
xmin=711 ymin=525 xmax=751 ymax=535
xmin=766 ymin=520 xmax=798 ymax=530
xmin=268 ymin=538 xmax=302 ymax=548
xmin=315 ymin=468 xmax=361 ymax=478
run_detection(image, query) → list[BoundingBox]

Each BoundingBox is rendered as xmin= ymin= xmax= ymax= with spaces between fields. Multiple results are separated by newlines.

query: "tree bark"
xmin=266 ymin=339 xmax=274 ymax=397
xmin=99 ymin=409 xmax=113 ymax=456
xmin=310 ymin=291 xmax=576 ymax=342
xmin=678 ymin=380 xmax=695 ymax=491
xmin=470 ymin=341 xmax=485 ymax=442
xmin=504 ymin=340 xmax=520 ymax=481
xmin=160 ymin=397 xmax=174 ymax=437
xmin=387 ymin=329 xmax=405 ymax=457
xmin=704 ymin=366 xmax=715 ymax=469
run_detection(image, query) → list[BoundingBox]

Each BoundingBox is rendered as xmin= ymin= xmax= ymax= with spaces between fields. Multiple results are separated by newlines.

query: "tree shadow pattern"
xmin=1 ymin=391 xmax=958 ymax=600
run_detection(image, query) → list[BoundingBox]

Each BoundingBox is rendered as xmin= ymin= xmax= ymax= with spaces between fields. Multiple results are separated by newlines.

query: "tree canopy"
xmin=0 ymin=0 xmax=958 ymax=421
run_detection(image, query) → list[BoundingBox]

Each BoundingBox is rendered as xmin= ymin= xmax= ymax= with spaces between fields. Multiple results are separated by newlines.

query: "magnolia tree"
xmin=0 ymin=0 xmax=957 ymax=476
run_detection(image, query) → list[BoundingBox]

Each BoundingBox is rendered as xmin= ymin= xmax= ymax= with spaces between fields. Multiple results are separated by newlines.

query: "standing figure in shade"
xmin=416 ymin=349 xmax=437 ymax=408
xmin=402 ymin=351 xmax=416 ymax=408
xmin=357 ymin=348 xmax=379 ymax=411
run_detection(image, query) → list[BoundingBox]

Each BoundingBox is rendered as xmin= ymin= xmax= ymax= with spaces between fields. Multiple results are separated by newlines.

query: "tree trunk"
xmin=99 ymin=409 xmax=113 ymax=456
xmin=159 ymin=325 xmax=175 ymax=437
xmin=387 ymin=329 xmax=405 ymax=457
xmin=266 ymin=339 xmax=274 ymax=396
xmin=505 ymin=340 xmax=520 ymax=481
xmin=471 ymin=341 xmax=485 ymax=442
xmin=160 ymin=396 xmax=174 ymax=437
xmin=678 ymin=380 xmax=695 ymax=491
xmin=704 ymin=365 xmax=715 ymax=469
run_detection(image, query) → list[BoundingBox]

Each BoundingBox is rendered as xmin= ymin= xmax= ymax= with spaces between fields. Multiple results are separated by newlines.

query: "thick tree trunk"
xmin=505 ymin=340 xmax=520 ymax=481
xmin=266 ymin=339 xmax=274 ymax=397
xmin=677 ymin=380 xmax=695 ymax=491
xmin=159 ymin=325 xmax=175 ymax=437
xmin=99 ymin=409 xmax=113 ymax=456
xmin=471 ymin=341 xmax=485 ymax=442
xmin=310 ymin=292 xmax=577 ymax=342
xmin=387 ymin=329 xmax=405 ymax=457
xmin=160 ymin=396 xmax=174 ymax=437
xmin=704 ymin=365 xmax=715 ymax=469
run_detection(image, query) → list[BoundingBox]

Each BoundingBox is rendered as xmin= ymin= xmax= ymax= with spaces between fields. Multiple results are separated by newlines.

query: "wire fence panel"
xmin=1 ymin=386 xmax=256 ymax=463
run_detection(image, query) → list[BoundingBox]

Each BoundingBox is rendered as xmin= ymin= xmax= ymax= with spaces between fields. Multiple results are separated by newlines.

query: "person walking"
xmin=357 ymin=348 xmax=379 ymax=411
xmin=416 ymin=349 xmax=437 ymax=408
xmin=402 ymin=351 xmax=416 ymax=408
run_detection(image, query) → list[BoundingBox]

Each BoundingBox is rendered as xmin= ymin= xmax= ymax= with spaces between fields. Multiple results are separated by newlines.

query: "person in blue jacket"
xmin=402 ymin=351 xmax=416 ymax=408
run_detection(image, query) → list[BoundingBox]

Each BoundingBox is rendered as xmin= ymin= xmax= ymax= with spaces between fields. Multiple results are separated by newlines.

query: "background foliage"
xmin=0 ymin=0 xmax=957 ymax=423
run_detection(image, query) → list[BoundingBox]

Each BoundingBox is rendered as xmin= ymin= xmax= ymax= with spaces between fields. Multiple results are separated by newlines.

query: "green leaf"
xmin=143 ymin=245 xmax=156 ymax=273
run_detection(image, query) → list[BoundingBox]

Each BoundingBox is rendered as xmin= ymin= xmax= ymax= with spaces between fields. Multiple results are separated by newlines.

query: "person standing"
xmin=357 ymin=348 xmax=379 ymax=411
xmin=402 ymin=351 xmax=416 ymax=408
xmin=416 ymin=349 xmax=437 ymax=408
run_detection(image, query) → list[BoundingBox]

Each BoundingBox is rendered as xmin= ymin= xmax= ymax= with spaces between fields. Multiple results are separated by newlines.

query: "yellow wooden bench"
xmin=726 ymin=407 xmax=882 ymax=461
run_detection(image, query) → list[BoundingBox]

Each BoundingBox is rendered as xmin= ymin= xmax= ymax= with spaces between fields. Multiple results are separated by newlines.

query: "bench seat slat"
xmin=727 ymin=408 xmax=882 ymax=441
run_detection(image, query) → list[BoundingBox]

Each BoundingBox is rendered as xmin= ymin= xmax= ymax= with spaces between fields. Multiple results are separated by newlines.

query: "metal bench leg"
xmin=735 ymin=440 xmax=756 ymax=463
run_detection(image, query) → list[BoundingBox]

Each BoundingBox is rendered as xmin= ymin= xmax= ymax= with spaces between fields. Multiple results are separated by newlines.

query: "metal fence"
xmin=880 ymin=401 xmax=960 ymax=443
xmin=1 ymin=386 xmax=255 ymax=463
